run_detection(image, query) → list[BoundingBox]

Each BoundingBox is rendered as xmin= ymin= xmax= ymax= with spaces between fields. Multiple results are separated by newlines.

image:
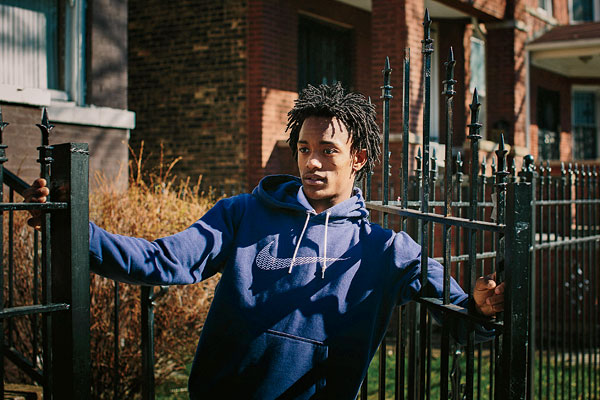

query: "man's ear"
xmin=352 ymin=149 xmax=368 ymax=173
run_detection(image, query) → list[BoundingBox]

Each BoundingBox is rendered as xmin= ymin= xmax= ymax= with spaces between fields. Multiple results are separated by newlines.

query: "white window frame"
xmin=0 ymin=0 xmax=86 ymax=105
xmin=571 ymin=85 xmax=600 ymax=160
xmin=470 ymin=34 xmax=487 ymax=139
xmin=538 ymin=0 xmax=554 ymax=18
xmin=569 ymin=0 xmax=600 ymax=23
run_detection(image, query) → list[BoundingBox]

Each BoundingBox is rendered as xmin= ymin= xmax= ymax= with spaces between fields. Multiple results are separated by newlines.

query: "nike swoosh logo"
xmin=255 ymin=240 xmax=348 ymax=271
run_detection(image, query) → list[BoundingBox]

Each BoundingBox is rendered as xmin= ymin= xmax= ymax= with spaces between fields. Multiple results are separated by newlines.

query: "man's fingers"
xmin=486 ymin=294 xmax=504 ymax=306
xmin=32 ymin=178 xmax=47 ymax=188
xmin=495 ymin=282 xmax=505 ymax=294
xmin=475 ymin=275 xmax=497 ymax=291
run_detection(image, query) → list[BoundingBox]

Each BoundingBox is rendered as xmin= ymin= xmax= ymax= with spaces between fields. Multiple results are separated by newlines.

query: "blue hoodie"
xmin=89 ymin=175 xmax=490 ymax=399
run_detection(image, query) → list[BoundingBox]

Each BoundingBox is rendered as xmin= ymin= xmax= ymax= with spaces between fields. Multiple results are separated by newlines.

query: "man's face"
xmin=297 ymin=116 xmax=366 ymax=213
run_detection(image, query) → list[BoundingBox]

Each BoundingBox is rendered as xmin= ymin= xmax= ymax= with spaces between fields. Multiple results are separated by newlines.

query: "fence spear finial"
xmin=456 ymin=151 xmax=463 ymax=168
xmin=36 ymin=108 xmax=54 ymax=146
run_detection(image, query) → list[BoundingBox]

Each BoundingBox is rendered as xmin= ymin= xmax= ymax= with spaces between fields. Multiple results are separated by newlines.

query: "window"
xmin=0 ymin=0 xmax=85 ymax=103
xmin=537 ymin=87 xmax=561 ymax=160
xmin=573 ymin=91 xmax=598 ymax=159
xmin=470 ymin=35 xmax=487 ymax=138
xmin=571 ymin=0 xmax=598 ymax=21
xmin=539 ymin=0 xmax=553 ymax=15
xmin=297 ymin=15 xmax=353 ymax=91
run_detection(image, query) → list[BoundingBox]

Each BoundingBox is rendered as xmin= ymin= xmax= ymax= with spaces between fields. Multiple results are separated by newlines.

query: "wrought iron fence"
xmin=360 ymin=10 xmax=533 ymax=399
xmin=0 ymin=108 xmax=90 ymax=399
xmin=527 ymin=160 xmax=599 ymax=400
xmin=357 ymin=10 xmax=600 ymax=400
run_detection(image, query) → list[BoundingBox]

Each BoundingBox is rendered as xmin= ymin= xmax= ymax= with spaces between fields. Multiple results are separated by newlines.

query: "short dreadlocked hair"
xmin=286 ymin=83 xmax=381 ymax=181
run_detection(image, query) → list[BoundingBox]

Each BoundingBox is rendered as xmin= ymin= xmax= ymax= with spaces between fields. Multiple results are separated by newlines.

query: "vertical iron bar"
xmin=560 ymin=163 xmax=567 ymax=400
xmin=33 ymin=229 xmax=39 ymax=370
xmin=520 ymin=156 xmax=536 ymax=400
xmin=586 ymin=166 xmax=592 ymax=400
xmin=545 ymin=162 xmax=552 ymax=398
xmin=440 ymin=46 xmax=456 ymax=400
xmin=142 ymin=286 xmax=156 ymax=400
xmin=50 ymin=143 xmax=91 ymax=399
xmin=0 ymin=106 xmax=8 ymax=398
xmin=8 ymin=188 xmax=14 ymax=348
xmin=36 ymin=109 xmax=54 ymax=400
xmin=567 ymin=163 xmax=574 ymax=400
xmin=494 ymin=136 xmax=509 ymax=400
xmin=495 ymin=180 xmax=532 ymax=400
xmin=426 ymin=150 xmax=437 ymax=400
xmin=419 ymin=11 xmax=433 ymax=400
xmin=592 ymin=165 xmax=600 ymax=397
xmin=402 ymin=48 xmax=410 ymax=228
xmin=478 ymin=157 xmax=486 ymax=400
xmin=379 ymin=57 xmax=393 ymax=400
xmin=538 ymin=161 xmax=545 ymax=400
xmin=575 ymin=165 xmax=581 ymax=398
xmin=114 ymin=282 xmax=120 ymax=400
xmin=494 ymin=134 xmax=508 ymax=396
xmin=408 ymin=149 xmax=422 ymax=400
xmin=553 ymin=168 xmax=559 ymax=400
xmin=466 ymin=88 xmax=482 ymax=400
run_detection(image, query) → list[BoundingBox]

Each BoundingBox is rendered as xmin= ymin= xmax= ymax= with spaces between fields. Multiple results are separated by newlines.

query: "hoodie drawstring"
xmin=321 ymin=211 xmax=331 ymax=279
xmin=289 ymin=212 xmax=311 ymax=274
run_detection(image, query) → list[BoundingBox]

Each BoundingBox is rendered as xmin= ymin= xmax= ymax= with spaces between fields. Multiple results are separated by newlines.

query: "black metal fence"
xmin=528 ymin=161 xmax=599 ymax=400
xmin=356 ymin=10 xmax=599 ymax=400
xmin=0 ymin=109 xmax=90 ymax=399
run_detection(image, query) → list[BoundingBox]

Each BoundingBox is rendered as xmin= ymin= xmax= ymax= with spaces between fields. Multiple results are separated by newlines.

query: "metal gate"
xmin=361 ymin=11 xmax=532 ymax=399
xmin=0 ymin=108 xmax=90 ymax=399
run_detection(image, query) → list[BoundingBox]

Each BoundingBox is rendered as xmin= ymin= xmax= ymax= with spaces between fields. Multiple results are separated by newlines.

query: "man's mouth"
xmin=303 ymin=174 xmax=326 ymax=185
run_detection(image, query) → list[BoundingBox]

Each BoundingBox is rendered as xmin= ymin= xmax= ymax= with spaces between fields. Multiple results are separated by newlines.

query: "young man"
xmin=26 ymin=84 xmax=503 ymax=399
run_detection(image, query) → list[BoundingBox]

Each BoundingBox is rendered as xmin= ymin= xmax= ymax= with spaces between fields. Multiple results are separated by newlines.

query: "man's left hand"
xmin=474 ymin=272 xmax=505 ymax=317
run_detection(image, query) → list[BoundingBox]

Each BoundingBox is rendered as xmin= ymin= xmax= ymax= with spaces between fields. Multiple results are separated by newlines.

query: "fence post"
xmin=495 ymin=180 xmax=532 ymax=399
xmin=50 ymin=143 xmax=90 ymax=399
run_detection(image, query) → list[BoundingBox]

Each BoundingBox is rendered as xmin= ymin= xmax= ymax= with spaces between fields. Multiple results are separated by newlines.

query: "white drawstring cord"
xmin=289 ymin=212 xmax=311 ymax=274
xmin=321 ymin=211 xmax=331 ymax=279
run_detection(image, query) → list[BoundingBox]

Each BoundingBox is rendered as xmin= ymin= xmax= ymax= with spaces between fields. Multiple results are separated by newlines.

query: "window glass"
xmin=537 ymin=87 xmax=561 ymax=160
xmin=470 ymin=36 xmax=486 ymax=137
xmin=572 ymin=0 xmax=594 ymax=21
xmin=573 ymin=91 xmax=597 ymax=159
xmin=297 ymin=16 xmax=353 ymax=92
xmin=0 ymin=0 xmax=59 ymax=89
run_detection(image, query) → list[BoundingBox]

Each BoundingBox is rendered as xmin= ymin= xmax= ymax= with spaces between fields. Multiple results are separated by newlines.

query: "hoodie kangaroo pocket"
xmin=236 ymin=329 xmax=328 ymax=399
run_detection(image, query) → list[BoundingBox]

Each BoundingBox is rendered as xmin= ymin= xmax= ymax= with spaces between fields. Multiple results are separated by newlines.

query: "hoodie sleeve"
xmin=89 ymin=196 xmax=244 ymax=285
xmin=389 ymin=231 xmax=495 ymax=344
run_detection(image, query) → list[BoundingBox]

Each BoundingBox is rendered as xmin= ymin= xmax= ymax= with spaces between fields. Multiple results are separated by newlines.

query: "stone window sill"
xmin=0 ymin=84 xmax=135 ymax=130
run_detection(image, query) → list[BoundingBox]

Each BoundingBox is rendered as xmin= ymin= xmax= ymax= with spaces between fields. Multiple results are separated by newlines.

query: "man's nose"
xmin=306 ymin=154 xmax=322 ymax=170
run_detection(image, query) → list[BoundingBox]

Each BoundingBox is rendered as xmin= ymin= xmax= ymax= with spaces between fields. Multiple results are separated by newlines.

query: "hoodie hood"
xmin=253 ymin=174 xmax=369 ymax=221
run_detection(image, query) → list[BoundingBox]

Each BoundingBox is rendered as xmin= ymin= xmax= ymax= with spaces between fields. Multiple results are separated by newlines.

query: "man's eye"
xmin=298 ymin=147 xmax=309 ymax=154
xmin=324 ymin=148 xmax=337 ymax=155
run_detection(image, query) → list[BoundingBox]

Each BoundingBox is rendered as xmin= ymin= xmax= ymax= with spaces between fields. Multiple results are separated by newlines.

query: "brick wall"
xmin=128 ymin=0 xmax=247 ymax=191
xmin=87 ymin=0 xmax=128 ymax=109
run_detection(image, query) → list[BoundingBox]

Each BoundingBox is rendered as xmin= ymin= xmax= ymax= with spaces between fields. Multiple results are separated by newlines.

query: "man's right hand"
xmin=23 ymin=178 xmax=49 ymax=230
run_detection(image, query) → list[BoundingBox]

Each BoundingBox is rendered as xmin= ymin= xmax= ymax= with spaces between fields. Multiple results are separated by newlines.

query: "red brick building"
xmin=0 ymin=0 xmax=134 ymax=189
xmin=126 ymin=0 xmax=600 ymax=191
